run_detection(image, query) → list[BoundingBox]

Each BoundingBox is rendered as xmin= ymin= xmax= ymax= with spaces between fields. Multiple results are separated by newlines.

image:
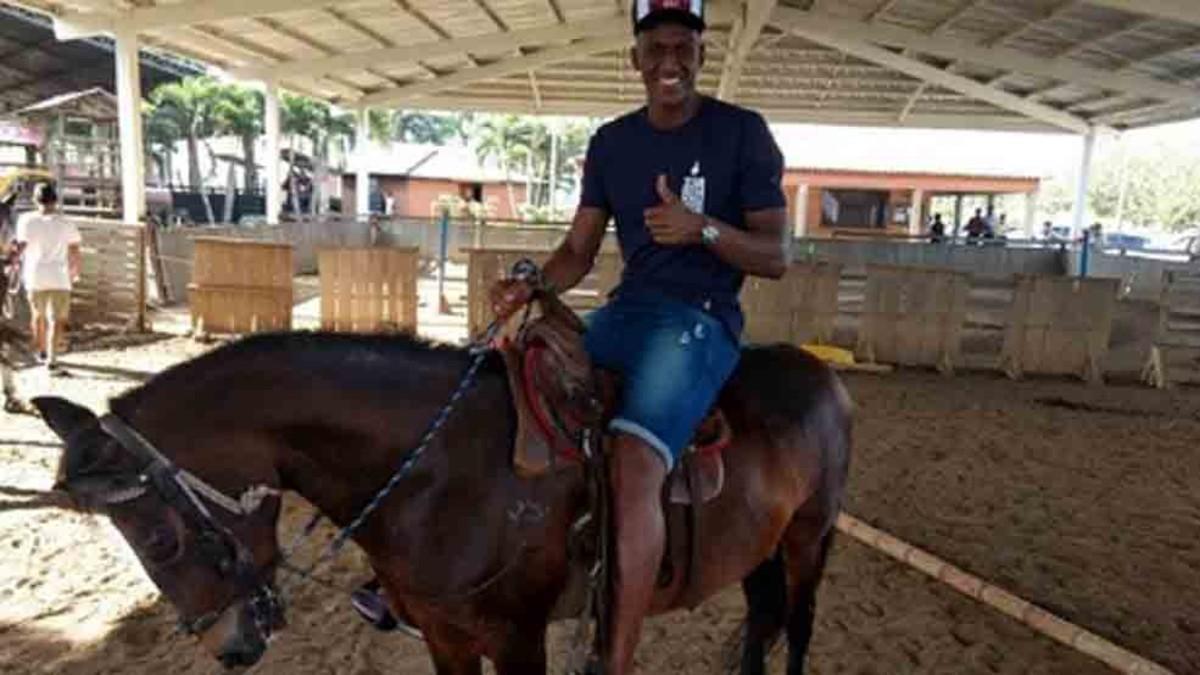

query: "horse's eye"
xmin=141 ymin=525 xmax=181 ymax=564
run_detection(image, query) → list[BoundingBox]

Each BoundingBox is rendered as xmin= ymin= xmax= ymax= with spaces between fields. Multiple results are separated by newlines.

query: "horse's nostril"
xmin=218 ymin=642 xmax=263 ymax=669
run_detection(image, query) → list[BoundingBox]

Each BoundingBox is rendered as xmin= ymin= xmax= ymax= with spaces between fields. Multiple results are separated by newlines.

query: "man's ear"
xmin=698 ymin=40 xmax=706 ymax=69
xmin=630 ymin=43 xmax=641 ymax=73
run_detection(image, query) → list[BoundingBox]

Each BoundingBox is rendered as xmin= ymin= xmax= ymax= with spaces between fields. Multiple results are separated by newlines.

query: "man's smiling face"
xmin=632 ymin=22 xmax=705 ymax=109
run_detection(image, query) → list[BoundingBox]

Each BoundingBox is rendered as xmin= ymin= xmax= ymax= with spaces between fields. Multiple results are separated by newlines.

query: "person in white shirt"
xmin=13 ymin=183 xmax=81 ymax=374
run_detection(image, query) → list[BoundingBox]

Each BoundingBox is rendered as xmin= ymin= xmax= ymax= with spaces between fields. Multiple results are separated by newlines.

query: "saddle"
xmin=499 ymin=290 xmax=731 ymax=506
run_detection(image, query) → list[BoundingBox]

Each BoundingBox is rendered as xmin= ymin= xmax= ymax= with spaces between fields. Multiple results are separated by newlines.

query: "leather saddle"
xmin=499 ymin=290 xmax=731 ymax=505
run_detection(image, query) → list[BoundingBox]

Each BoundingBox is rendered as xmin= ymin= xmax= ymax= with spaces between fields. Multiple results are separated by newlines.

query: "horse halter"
xmin=92 ymin=413 xmax=285 ymax=638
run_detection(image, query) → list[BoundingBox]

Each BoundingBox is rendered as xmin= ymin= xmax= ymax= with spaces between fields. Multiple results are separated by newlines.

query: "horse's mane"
xmin=112 ymin=331 xmax=499 ymax=415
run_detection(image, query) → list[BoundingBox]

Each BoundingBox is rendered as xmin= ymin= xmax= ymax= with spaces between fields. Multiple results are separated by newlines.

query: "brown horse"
xmin=34 ymin=330 xmax=851 ymax=674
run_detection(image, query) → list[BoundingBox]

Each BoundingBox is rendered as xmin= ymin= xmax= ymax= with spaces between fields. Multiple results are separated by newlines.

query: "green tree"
xmin=211 ymin=85 xmax=264 ymax=192
xmin=147 ymin=76 xmax=221 ymax=192
xmin=142 ymin=100 xmax=181 ymax=187
xmin=474 ymin=115 xmax=534 ymax=217
xmin=281 ymin=93 xmax=323 ymax=215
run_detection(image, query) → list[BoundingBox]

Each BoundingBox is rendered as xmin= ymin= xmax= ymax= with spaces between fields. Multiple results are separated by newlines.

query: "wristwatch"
xmin=701 ymin=218 xmax=720 ymax=246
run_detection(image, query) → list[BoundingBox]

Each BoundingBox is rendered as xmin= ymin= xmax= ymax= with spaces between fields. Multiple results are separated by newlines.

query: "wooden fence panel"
xmin=189 ymin=237 xmax=292 ymax=335
xmin=1000 ymin=275 xmax=1118 ymax=384
xmin=466 ymin=248 xmax=621 ymax=336
xmin=1143 ymin=270 xmax=1200 ymax=388
xmin=742 ymin=262 xmax=842 ymax=346
xmin=855 ymin=265 xmax=970 ymax=373
xmin=318 ymin=247 xmax=419 ymax=334
xmin=72 ymin=220 xmax=145 ymax=331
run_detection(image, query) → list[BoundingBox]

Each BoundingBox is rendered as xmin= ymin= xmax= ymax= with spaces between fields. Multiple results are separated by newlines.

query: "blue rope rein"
xmin=294 ymin=321 xmax=502 ymax=578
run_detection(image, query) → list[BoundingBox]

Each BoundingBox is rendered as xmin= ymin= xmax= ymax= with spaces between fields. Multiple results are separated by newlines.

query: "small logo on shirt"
xmin=681 ymin=161 xmax=705 ymax=215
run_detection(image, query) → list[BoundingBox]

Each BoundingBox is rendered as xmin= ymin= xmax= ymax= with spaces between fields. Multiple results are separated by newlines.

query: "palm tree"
xmin=281 ymin=94 xmax=323 ymax=216
xmin=143 ymin=100 xmax=181 ymax=187
xmin=211 ymin=85 xmax=264 ymax=192
xmin=294 ymin=103 xmax=354 ymax=216
xmin=149 ymin=76 xmax=222 ymax=224
xmin=474 ymin=115 xmax=533 ymax=217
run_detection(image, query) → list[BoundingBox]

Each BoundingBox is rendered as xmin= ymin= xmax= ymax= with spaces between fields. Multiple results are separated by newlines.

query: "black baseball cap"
xmin=632 ymin=0 xmax=705 ymax=34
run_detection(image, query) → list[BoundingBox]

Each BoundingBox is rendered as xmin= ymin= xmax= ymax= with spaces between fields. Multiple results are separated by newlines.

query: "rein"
xmin=91 ymin=260 xmax=561 ymax=636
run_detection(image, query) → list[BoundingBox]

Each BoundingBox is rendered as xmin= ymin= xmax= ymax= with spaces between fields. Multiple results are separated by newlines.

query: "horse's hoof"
xmin=350 ymin=587 xmax=398 ymax=632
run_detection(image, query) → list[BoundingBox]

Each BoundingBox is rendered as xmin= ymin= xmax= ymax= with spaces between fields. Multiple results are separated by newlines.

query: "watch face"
xmin=702 ymin=225 xmax=718 ymax=244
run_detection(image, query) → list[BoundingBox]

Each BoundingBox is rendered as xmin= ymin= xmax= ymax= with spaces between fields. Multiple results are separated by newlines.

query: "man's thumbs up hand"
xmin=645 ymin=174 xmax=704 ymax=246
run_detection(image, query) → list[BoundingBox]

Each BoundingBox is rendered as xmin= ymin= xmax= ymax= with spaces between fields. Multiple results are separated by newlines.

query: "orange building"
xmin=343 ymin=143 xmax=527 ymax=220
xmin=784 ymin=167 xmax=1040 ymax=239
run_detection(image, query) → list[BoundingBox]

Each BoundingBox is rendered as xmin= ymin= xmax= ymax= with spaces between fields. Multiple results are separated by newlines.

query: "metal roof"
xmin=0 ymin=4 xmax=199 ymax=113
xmin=7 ymin=0 xmax=1200 ymax=132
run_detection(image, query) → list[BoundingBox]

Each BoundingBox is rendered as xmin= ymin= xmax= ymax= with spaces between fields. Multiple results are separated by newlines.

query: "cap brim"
xmin=635 ymin=10 xmax=705 ymax=33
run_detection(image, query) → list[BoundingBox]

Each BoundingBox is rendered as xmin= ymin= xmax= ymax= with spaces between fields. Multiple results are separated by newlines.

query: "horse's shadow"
xmin=0 ymin=485 xmax=68 ymax=512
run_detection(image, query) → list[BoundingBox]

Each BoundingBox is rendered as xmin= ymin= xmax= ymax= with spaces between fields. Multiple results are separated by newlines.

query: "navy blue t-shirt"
xmin=579 ymin=96 xmax=786 ymax=338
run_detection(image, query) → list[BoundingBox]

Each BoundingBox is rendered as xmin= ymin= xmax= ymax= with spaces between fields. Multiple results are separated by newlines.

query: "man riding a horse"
xmin=33 ymin=1 xmax=850 ymax=672
xmin=488 ymin=1 xmax=790 ymax=670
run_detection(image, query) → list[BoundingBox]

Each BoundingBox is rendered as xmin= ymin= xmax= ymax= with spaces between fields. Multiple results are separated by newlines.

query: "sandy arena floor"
xmin=1 ymin=314 xmax=1196 ymax=674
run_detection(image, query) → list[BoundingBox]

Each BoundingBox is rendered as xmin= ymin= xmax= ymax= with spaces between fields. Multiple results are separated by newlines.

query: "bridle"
xmin=90 ymin=413 xmax=285 ymax=638
xmin=70 ymin=259 xmax=545 ymax=643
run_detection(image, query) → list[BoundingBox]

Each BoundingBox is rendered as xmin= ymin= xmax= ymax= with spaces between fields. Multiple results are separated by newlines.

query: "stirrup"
xmin=350 ymin=586 xmax=424 ymax=640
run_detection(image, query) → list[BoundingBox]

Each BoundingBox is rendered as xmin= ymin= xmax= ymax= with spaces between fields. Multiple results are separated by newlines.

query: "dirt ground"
xmin=1 ymin=323 xmax=1197 ymax=674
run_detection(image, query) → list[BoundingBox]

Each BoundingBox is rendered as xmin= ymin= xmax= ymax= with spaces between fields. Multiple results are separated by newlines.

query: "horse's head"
xmin=34 ymin=396 xmax=286 ymax=669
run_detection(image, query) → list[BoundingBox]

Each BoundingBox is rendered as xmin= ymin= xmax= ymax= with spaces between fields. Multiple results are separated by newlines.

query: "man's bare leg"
xmin=45 ymin=318 xmax=58 ymax=366
xmin=30 ymin=315 xmax=45 ymax=358
xmin=605 ymin=432 xmax=669 ymax=674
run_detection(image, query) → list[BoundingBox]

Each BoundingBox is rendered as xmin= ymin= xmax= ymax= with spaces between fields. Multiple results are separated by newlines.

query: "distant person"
xmin=13 ymin=183 xmax=80 ymax=376
xmin=929 ymin=213 xmax=946 ymax=243
xmin=965 ymin=208 xmax=988 ymax=240
xmin=984 ymin=205 xmax=997 ymax=235
xmin=1088 ymin=222 xmax=1103 ymax=247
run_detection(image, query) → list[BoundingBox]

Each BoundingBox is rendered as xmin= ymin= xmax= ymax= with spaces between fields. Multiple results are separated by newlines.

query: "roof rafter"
xmin=717 ymin=0 xmax=777 ymax=101
xmin=986 ymin=0 xmax=1077 ymax=48
xmin=770 ymin=7 xmax=1199 ymax=103
xmin=774 ymin=11 xmax=1093 ymax=132
xmin=1085 ymin=0 xmax=1200 ymax=28
xmin=357 ymin=33 xmax=631 ymax=108
xmin=54 ymin=0 xmax=336 ymax=40
xmin=931 ymin=0 xmax=986 ymax=36
xmin=232 ymin=16 xmax=626 ymax=82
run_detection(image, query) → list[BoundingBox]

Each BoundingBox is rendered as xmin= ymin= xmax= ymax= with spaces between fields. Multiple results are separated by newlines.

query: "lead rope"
xmin=278 ymin=261 xmax=544 ymax=597
xmin=278 ymin=319 xmax=503 ymax=597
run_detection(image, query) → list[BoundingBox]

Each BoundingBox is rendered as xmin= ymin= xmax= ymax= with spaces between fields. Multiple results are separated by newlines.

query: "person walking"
xmin=13 ymin=183 xmax=80 ymax=376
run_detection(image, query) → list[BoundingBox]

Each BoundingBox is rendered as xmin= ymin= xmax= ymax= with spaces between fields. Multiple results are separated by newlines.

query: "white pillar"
xmin=114 ymin=28 xmax=144 ymax=224
xmin=794 ymin=183 xmax=809 ymax=237
xmin=910 ymin=189 xmax=925 ymax=236
xmin=355 ymin=107 xmax=371 ymax=218
xmin=1024 ymin=189 xmax=1040 ymax=239
xmin=263 ymin=80 xmax=282 ymax=224
xmin=1071 ymin=128 xmax=1097 ymax=239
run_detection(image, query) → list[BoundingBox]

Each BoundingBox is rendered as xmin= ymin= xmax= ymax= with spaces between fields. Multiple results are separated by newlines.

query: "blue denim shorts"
xmin=583 ymin=294 xmax=740 ymax=470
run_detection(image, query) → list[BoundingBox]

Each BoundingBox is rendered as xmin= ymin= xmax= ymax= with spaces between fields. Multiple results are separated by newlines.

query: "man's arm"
xmin=490 ymin=206 xmax=609 ymax=318
xmin=542 ymin=206 xmax=609 ymax=292
xmin=68 ymin=243 xmax=81 ymax=282
xmin=644 ymin=176 xmax=789 ymax=279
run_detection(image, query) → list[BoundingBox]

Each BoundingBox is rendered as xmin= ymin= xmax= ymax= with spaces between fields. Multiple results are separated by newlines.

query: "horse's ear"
xmin=32 ymin=396 xmax=97 ymax=442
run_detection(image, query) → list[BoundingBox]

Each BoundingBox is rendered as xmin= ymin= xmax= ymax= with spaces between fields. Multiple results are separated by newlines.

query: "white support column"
xmin=910 ymin=189 xmax=925 ymax=236
xmin=1071 ymin=129 xmax=1097 ymax=238
xmin=114 ymin=28 xmax=145 ymax=224
xmin=264 ymin=80 xmax=282 ymax=224
xmin=355 ymin=107 xmax=370 ymax=218
xmin=1024 ymin=189 xmax=1040 ymax=238
xmin=794 ymin=184 xmax=809 ymax=237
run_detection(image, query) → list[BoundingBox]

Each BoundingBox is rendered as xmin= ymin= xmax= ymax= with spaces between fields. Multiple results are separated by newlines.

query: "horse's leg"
xmin=493 ymin=624 xmax=547 ymax=675
xmin=426 ymin=640 xmax=483 ymax=675
xmin=738 ymin=549 xmax=788 ymax=675
xmin=780 ymin=518 xmax=836 ymax=675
